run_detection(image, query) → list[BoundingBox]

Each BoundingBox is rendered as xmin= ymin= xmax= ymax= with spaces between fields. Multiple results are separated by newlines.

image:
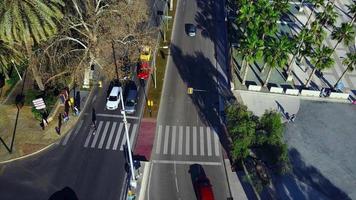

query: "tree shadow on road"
xmin=170 ymin=43 xmax=235 ymax=159
xmin=270 ymin=148 xmax=351 ymax=200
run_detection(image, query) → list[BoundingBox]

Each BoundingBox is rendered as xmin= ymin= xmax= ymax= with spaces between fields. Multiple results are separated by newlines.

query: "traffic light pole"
xmin=119 ymin=90 xmax=137 ymax=187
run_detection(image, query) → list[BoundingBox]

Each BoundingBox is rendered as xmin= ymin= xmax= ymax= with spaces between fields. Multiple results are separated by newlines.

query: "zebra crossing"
xmin=155 ymin=125 xmax=221 ymax=157
xmin=57 ymin=120 xmax=138 ymax=151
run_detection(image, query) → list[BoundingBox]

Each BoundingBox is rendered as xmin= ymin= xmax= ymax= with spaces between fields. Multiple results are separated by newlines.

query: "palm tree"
xmin=0 ymin=0 xmax=64 ymax=90
xmin=305 ymin=45 xmax=334 ymax=87
xmin=334 ymin=52 xmax=356 ymax=88
xmin=263 ymin=36 xmax=292 ymax=87
xmin=238 ymin=33 xmax=264 ymax=85
xmin=316 ymin=4 xmax=338 ymax=28
xmin=272 ymin=0 xmax=290 ymax=14
xmin=0 ymin=40 xmax=23 ymax=80
xmin=258 ymin=3 xmax=280 ymax=40
xmin=287 ymin=28 xmax=312 ymax=76
xmin=346 ymin=2 xmax=356 ymax=24
xmin=236 ymin=1 xmax=256 ymax=32
xmin=331 ymin=23 xmax=355 ymax=52
xmin=310 ymin=20 xmax=326 ymax=45
xmin=304 ymin=0 xmax=325 ymax=28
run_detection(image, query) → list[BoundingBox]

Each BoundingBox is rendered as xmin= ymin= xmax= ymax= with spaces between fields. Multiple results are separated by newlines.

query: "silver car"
xmin=125 ymin=85 xmax=138 ymax=114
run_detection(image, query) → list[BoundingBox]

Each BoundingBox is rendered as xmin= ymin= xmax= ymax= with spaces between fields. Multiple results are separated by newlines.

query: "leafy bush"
xmin=31 ymin=107 xmax=43 ymax=121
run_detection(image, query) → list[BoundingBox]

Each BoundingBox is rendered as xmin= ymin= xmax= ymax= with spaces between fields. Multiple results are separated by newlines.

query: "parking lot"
xmin=273 ymin=101 xmax=356 ymax=200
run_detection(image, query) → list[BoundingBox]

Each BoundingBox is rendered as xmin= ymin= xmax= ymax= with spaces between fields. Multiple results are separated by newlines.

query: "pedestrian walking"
xmin=75 ymin=91 xmax=81 ymax=109
xmin=56 ymin=113 xmax=62 ymax=135
xmin=63 ymin=112 xmax=69 ymax=122
xmin=290 ymin=114 xmax=296 ymax=122
xmin=65 ymin=100 xmax=70 ymax=115
xmin=91 ymin=108 xmax=97 ymax=132
xmin=285 ymin=112 xmax=290 ymax=122
xmin=73 ymin=106 xmax=80 ymax=116
xmin=40 ymin=121 xmax=45 ymax=130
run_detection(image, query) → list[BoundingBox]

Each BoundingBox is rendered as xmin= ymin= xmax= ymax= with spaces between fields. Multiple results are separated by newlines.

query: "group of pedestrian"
xmin=54 ymin=89 xmax=82 ymax=135
xmin=285 ymin=112 xmax=296 ymax=123
xmin=40 ymin=111 xmax=49 ymax=130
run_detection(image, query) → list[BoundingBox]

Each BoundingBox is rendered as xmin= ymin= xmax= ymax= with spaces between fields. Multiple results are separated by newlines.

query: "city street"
xmin=0 ymin=81 xmax=146 ymax=200
xmin=145 ymin=0 xmax=231 ymax=199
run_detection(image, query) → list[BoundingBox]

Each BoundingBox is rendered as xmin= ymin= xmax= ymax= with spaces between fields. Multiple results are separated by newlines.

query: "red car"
xmin=194 ymin=175 xmax=215 ymax=200
xmin=137 ymin=61 xmax=150 ymax=80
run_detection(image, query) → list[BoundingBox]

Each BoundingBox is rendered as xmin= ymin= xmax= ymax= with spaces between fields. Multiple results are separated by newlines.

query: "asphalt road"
xmin=269 ymin=101 xmax=356 ymax=200
xmin=146 ymin=0 xmax=231 ymax=199
xmin=0 ymin=80 xmax=147 ymax=200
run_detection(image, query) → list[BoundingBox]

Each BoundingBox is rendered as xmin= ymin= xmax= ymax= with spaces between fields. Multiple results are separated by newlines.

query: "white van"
xmin=106 ymin=86 xmax=122 ymax=110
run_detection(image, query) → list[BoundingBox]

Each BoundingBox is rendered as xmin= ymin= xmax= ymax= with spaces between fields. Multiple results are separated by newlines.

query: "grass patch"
xmin=143 ymin=3 xmax=176 ymax=118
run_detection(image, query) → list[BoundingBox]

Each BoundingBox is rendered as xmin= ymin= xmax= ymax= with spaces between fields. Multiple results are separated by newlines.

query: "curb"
xmin=138 ymin=161 xmax=151 ymax=200
xmin=0 ymin=87 xmax=96 ymax=164
xmin=234 ymin=89 xmax=350 ymax=104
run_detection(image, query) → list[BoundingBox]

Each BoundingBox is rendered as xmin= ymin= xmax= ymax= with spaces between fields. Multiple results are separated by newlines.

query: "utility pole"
xmin=120 ymin=90 xmax=137 ymax=187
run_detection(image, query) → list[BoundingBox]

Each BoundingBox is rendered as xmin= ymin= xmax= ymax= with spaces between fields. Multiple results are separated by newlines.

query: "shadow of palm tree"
xmin=170 ymin=43 xmax=234 ymax=158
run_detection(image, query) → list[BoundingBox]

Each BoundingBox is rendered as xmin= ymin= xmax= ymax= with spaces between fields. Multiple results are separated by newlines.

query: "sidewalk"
xmin=0 ymin=88 xmax=92 ymax=163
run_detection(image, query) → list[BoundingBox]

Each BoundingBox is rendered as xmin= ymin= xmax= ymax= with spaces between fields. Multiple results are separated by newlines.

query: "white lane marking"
xmin=152 ymin=160 xmax=222 ymax=166
xmin=163 ymin=125 xmax=170 ymax=155
xmin=105 ymin=122 xmax=117 ymax=149
xmin=113 ymin=123 xmax=124 ymax=150
xmin=178 ymin=126 xmax=183 ymax=155
xmin=120 ymin=123 xmax=131 ymax=151
xmin=193 ymin=126 xmax=197 ymax=156
xmin=155 ymin=125 xmax=163 ymax=154
xmin=90 ymin=121 xmax=104 ymax=148
xmin=98 ymin=121 xmax=110 ymax=149
xmin=73 ymin=120 xmax=84 ymax=138
xmin=206 ymin=127 xmax=212 ymax=156
xmin=130 ymin=124 xmax=138 ymax=148
xmin=171 ymin=126 xmax=176 ymax=155
xmin=84 ymin=130 xmax=93 ymax=148
xmin=200 ymin=126 xmax=204 ymax=156
xmin=61 ymin=130 xmax=72 ymax=146
xmin=185 ymin=126 xmax=190 ymax=155
xmin=213 ymin=129 xmax=220 ymax=156
xmin=95 ymin=113 xmax=139 ymax=120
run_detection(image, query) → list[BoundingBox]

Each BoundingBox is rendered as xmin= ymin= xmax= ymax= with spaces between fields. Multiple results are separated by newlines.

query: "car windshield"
xmin=126 ymin=100 xmax=135 ymax=107
xmin=108 ymin=96 xmax=118 ymax=101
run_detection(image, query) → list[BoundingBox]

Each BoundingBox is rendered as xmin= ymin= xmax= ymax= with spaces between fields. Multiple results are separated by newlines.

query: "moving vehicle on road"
xmin=190 ymin=164 xmax=215 ymax=200
xmin=106 ymin=85 xmax=122 ymax=110
xmin=186 ymin=23 xmax=196 ymax=37
xmin=194 ymin=175 xmax=215 ymax=200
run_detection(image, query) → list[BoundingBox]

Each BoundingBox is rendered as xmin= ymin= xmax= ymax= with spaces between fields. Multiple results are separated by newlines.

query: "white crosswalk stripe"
xmin=193 ymin=126 xmax=197 ymax=156
xmin=72 ymin=121 xmax=138 ymax=151
xmin=155 ymin=125 xmax=221 ymax=157
xmin=200 ymin=127 xmax=204 ymax=156
xmin=206 ymin=127 xmax=212 ymax=156
xmin=113 ymin=123 xmax=124 ymax=150
xmin=105 ymin=122 xmax=117 ymax=149
xmin=119 ymin=123 xmax=131 ymax=151
xmin=59 ymin=119 xmax=84 ymax=146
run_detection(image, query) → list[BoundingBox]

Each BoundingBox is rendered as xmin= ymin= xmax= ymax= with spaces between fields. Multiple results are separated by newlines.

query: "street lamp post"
xmin=119 ymin=89 xmax=137 ymax=187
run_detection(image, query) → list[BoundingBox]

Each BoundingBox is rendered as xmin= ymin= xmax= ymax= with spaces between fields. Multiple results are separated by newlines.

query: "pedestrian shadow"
xmin=283 ymin=148 xmax=352 ymax=200
xmin=48 ymin=187 xmax=78 ymax=200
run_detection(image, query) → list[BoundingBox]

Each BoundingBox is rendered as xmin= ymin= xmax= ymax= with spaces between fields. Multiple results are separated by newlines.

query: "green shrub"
xmin=31 ymin=107 xmax=42 ymax=121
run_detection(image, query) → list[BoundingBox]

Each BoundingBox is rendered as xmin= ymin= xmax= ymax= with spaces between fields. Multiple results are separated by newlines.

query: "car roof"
xmin=109 ymin=86 xmax=121 ymax=96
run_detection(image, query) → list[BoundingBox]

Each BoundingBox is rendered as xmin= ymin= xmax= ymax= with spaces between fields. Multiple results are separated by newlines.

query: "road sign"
xmin=163 ymin=15 xmax=172 ymax=19
xmin=187 ymin=87 xmax=193 ymax=94
xmin=32 ymin=98 xmax=46 ymax=110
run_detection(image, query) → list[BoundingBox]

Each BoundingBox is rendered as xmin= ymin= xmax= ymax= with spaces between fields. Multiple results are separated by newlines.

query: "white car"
xmin=106 ymin=86 xmax=122 ymax=110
